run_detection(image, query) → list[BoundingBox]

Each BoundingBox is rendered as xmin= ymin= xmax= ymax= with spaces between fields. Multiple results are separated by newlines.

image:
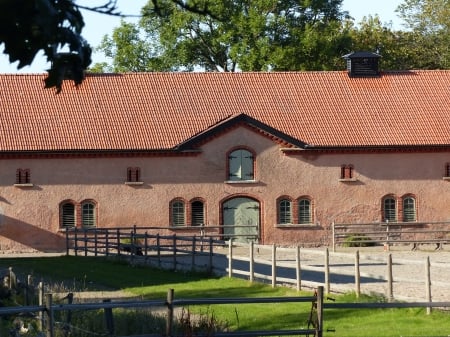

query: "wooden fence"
xmin=65 ymin=227 xmax=225 ymax=274
xmin=227 ymin=242 xmax=450 ymax=306
xmin=0 ymin=286 xmax=323 ymax=337
xmin=332 ymin=221 xmax=450 ymax=251
xmin=1 ymin=284 xmax=450 ymax=337
xmin=66 ymin=227 xmax=450 ymax=305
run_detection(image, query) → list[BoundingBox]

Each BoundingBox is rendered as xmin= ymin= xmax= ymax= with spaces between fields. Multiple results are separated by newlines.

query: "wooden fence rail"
xmin=332 ymin=221 xmax=450 ymax=251
xmin=1 ymin=285 xmax=450 ymax=337
xmin=227 ymin=241 xmax=450 ymax=307
xmin=66 ymin=228 xmax=450 ymax=306
xmin=0 ymin=288 xmax=323 ymax=337
xmin=66 ymin=227 xmax=224 ymax=274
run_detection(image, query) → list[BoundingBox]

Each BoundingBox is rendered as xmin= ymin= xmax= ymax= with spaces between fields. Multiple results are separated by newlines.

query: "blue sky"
xmin=0 ymin=0 xmax=404 ymax=73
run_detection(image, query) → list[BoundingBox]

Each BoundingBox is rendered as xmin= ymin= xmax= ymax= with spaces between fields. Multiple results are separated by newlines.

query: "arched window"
xmin=171 ymin=199 xmax=185 ymax=226
xmin=403 ymin=196 xmax=416 ymax=222
xmin=191 ymin=200 xmax=204 ymax=226
xmin=60 ymin=202 xmax=76 ymax=228
xmin=81 ymin=201 xmax=96 ymax=227
xmin=298 ymin=198 xmax=312 ymax=224
xmin=278 ymin=199 xmax=292 ymax=224
xmin=383 ymin=196 xmax=397 ymax=222
xmin=228 ymin=149 xmax=255 ymax=181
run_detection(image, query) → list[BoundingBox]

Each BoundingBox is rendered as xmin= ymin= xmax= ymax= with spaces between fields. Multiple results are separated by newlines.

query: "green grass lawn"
xmin=1 ymin=255 xmax=450 ymax=337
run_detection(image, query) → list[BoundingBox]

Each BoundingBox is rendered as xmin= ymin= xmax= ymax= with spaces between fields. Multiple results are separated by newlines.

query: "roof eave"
xmin=282 ymin=144 xmax=450 ymax=154
xmin=176 ymin=113 xmax=308 ymax=150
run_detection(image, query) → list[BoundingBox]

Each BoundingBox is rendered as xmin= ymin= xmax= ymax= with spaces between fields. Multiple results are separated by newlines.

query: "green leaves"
xmin=0 ymin=0 xmax=92 ymax=92
xmin=94 ymin=0 xmax=350 ymax=72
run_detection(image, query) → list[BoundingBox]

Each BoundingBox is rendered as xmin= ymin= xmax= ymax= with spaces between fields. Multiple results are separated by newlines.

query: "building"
xmin=1 ymin=56 xmax=450 ymax=252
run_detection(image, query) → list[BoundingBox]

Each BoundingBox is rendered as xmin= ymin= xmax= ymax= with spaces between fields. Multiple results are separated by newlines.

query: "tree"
xmin=347 ymin=15 xmax=415 ymax=70
xmin=93 ymin=0 xmax=352 ymax=73
xmin=396 ymin=0 xmax=450 ymax=69
xmin=93 ymin=21 xmax=174 ymax=72
xmin=0 ymin=0 xmax=123 ymax=92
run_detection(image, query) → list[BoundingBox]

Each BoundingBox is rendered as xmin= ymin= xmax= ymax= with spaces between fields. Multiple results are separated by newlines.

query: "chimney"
xmin=343 ymin=51 xmax=381 ymax=77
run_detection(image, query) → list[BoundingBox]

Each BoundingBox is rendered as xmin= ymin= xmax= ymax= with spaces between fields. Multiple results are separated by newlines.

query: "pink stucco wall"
xmin=1 ymin=126 xmax=450 ymax=252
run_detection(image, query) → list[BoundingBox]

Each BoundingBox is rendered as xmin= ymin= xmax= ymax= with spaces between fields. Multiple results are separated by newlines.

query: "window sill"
xmin=338 ymin=178 xmax=358 ymax=182
xmin=125 ymin=181 xmax=144 ymax=186
xmin=14 ymin=183 xmax=33 ymax=188
xmin=170 ymin=225 xmax=204 ymax=230
xmin=442 ymin=177 xmax=450 ymax=181
xmin=224 ymin=180 xmax=259 ymax=184
xmin=275 ymin=223 xmax=318 ymax=228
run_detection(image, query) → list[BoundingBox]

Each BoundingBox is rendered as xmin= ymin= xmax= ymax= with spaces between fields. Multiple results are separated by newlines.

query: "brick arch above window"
xmin=401 ymin=193 xmax=417 ymax=222
xmin=382 ymin=194 xmax=397 ymax=222
xmin=170 ymin=198 xmax=187 ymax=227
xmin=59 ymin=200 xmax=77 ymax=228
xmin=277 ymin=195 xmax=294 ymax=225
xmin=81 ymin=199 xmax=98 ymax=227
xmin=59 ymin=199 xmax=98 ymax=228
xmin=297 ymin=195 xmax=314 ymax=224
xmin=190 ymin=198 xmax=206 ymax=226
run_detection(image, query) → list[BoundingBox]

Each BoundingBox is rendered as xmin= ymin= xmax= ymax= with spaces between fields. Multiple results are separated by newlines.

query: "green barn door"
xmin=223 ymin=197 xmax=259 ymax=243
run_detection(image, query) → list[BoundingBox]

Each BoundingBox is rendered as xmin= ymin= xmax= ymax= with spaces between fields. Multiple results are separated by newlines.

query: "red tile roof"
xmin=0 ymin=71 xmax=449 ymax=152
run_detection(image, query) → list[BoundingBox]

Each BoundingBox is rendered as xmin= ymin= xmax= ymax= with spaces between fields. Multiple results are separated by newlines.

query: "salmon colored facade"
xmin=1 ymin=66 xmax=450 ymax=252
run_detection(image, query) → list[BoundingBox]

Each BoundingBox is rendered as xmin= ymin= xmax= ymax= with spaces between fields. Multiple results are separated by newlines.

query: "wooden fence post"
xmin=103 ymin=299 xmax=115 ymax=336
xmin=117 ymin=229 xmax=121 ymax=256
xmin=130 ymin=230 xmax=135 ymax=260
xmin=208 ymin=237 xmax=213 ymax=274
xmin=191 ymin=235 xmax=196 ymax=271
xmin=172 ymin=234 xmax=177 ymax=271
xmin=316 ymin=286 xmax=324 ymax=337
xmin=45 ymin=293 xmax=54 ymax=337
xmin=9 ymin=267 xmax=16 ymax=290
xmin=387 ymin=253 xmax=393 ymax=302
xmin=63 ymin=293 xmax=73 ymax=337
xmin=355 ymin=250 xmax=360 ymax=297
xmin=73 ymin=228 xmax=78 ymax=256
xmin=166 ymin=289 xmax=174 ymax=337
xmin=104 ymin=229 xmax=109 ymax=256
xmin=296 ymin=246 xmax=301 ymax=291
xmin=38 ymin=282 xmax=44 ymax=332
xmin=65 ymin=228 xmax=70 ymax=256
xmin=425 ymin=256 xmax=432 ymax=314
xmin=271 ymin=244 xmax=276 ymax=288
xmin=25 ymin=275 xmax=33 ymax=305
xmin=324 ymin=248 xmax=330 ymax=294
xmin=249 ymin=241 xmax=254 ymax=282
xmin=144 ymin=231 xmax=148 ymax=260
xmin=83 ymin=229 xmax=88 ymax=256
xmin=228 ymin=239 xmax=233 ymax=278
xmin=331 ymin=222 xmax=336 ymax=252
xmin=94 ymin=230 xmax=98 ymax=256
xmin=157 ymin=234 xmax=161 ymax=267
xmin=384 ymin=223 xmax=391 ymax=252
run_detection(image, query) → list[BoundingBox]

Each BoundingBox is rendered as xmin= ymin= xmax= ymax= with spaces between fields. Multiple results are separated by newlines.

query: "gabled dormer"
xmin=343 ymin=51 xmax=381 ymax=78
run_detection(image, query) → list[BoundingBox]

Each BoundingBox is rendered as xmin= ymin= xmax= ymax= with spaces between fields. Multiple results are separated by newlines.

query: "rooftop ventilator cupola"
xmin=343 ymin=51 xmax=381 ymax=77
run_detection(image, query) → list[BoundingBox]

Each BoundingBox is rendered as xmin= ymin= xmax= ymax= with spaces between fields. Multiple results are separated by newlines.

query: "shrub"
xmin=343 ymin=234 xmax=376 ymax=247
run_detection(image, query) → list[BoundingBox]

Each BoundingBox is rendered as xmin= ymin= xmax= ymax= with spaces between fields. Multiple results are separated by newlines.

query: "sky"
xmin=0 ymin=0 xmax=404 ymax=74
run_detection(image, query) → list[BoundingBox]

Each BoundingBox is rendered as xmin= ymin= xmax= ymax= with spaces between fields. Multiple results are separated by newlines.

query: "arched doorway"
xmin=222 ymin=197 xmax=260 ymax=243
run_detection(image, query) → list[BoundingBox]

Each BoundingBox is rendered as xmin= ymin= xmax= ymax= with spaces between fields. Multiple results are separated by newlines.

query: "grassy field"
xmin=1 ymin=255 xmax=450 ymax=337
